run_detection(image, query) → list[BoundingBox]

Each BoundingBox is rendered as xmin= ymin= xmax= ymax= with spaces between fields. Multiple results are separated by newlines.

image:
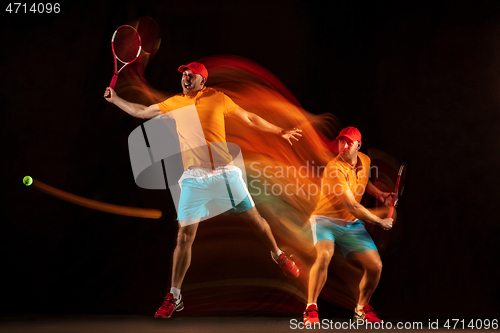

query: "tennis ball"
xmin=23 ymin=176 xmax=33 ymax=186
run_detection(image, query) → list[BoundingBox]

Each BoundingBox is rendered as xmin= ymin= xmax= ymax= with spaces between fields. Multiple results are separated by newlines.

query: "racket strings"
xmin=113 ymin=26 xmax=141 ymax=63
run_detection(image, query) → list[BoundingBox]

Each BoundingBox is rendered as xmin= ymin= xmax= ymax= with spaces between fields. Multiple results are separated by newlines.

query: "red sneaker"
xmin=303 ymin=304 xmax=320 ymax=325
xmin=274 ymin=252 xmax=300 ymax=278
xmin=354 ymin=304 xmax=382 ymax=323
xmin=154 ymin=293 xmax=184 ymax=319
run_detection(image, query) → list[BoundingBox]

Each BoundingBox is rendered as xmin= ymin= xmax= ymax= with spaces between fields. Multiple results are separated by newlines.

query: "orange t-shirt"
xmin=157 ymin=87 xmax=239 ymax=170
xmin=312 ymin=152 xmax=371 ymax=221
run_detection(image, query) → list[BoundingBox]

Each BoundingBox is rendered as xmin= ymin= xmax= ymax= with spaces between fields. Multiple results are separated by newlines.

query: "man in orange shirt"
xmin=303 ymin=127 xmax=394 ymax=325
xmin=104 ymin=62 xmax=302 ymax=318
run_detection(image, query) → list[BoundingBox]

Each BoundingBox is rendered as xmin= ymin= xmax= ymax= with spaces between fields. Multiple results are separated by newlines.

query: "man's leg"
xmin=304 ymin=239 xmax=334 ymax=325
xmin=237 ymin=207 xmax=279 ymax=253
xmin=347 ymin=249 xmax=383 ymax=322
xmin=155 ymin=219 xmax=199 ymax=319
xmin=171 ymin=220 xmax=200 ymax=288
xmin=237 ymin=207 xmax=299 ymax=278
xmin=347 ymin=249 xmax=382 ymax=307
xmin=307 ymin=240 xmax=335 ymax=304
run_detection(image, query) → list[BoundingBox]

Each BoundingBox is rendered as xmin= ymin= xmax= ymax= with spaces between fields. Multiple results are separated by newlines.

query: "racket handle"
xmin=109 ymin=73 xmax=118 ymax=89
xmin=387 ymin=206 xmax=395 ymax=219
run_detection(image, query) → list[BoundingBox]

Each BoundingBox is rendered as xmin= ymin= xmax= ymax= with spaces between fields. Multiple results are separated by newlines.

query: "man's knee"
xmin=315 ymin=245 xmax=334 ymax=270
xmin=364 ymin=255 xmax=382 ymax=276
xmin=372 ymin=259 xmax=382 ymax=275
xmin=241 ymin=209 xmax=268 ymax=229
xmin=176 ymin=225 xmax=197 ymax=246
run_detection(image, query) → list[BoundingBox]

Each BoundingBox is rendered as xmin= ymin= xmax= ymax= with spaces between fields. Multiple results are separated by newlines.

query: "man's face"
xmin=181 ymin=69 xmax=205 ymax=95
xmin=338 ymin=137 xmax=361 ymax=160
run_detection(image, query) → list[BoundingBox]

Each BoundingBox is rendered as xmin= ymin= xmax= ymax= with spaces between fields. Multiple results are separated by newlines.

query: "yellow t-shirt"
xmin=157 ymin=87 xmax=239 ymax=170
xmin=312 ymin=152 xmax=371 ymax=221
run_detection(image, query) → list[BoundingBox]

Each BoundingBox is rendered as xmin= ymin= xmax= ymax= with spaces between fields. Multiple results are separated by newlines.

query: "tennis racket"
xmin=387 ymin=162 xmax=406 ymax=219
xmin=108 ymin=25 xmax=142 ymax=90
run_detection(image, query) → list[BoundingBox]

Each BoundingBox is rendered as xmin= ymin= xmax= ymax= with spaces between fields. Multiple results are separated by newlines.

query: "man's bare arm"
xmin=366 ymin=180 xmax=393 ymax=206
xmin=104 ymin=87 xmax=162 ymax=119
xmin=337 ymin=189 xmax=393 ymax=230
xmin=230 ymin=108 xmax=302 ymax=145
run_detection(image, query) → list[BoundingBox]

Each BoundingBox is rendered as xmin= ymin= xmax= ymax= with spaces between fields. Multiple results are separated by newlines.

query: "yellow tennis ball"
xmin=23 ymin=176 xmax=33 ymax=186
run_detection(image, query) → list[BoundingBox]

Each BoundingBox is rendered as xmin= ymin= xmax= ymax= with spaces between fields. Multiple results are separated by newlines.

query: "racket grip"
xmin=387 ymin=206 xmax=395 ymax=219
xmin=109 ymin=74 xmax=118 ymax=89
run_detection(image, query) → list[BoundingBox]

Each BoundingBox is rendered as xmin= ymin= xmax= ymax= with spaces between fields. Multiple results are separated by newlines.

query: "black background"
xmin=1 ymin=0 xmax=499 ymax=320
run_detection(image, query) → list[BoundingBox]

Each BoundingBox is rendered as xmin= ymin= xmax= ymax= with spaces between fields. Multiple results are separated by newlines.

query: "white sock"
xmin=271 ymin=249 xmax=283 ymax=261
xmin=356 ymin=304 xmax=365 ymax=312
xmin=306 ymin=303 xmax=317 ymax=308
xmin=170 ymin=287 xmax=181 ymax=299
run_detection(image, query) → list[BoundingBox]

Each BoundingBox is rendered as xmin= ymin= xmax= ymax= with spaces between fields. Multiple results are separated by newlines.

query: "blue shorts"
xmin=310 ymin=215 xmax=377 ymax=256
xmin=177 ymin=166 xmax=254 ymax=225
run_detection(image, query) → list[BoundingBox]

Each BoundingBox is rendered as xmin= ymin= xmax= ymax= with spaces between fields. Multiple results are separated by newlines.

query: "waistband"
xmin=181 ymin=165 xmax=239 ymax=180
xmin=310 ymin=215 xmax=360 ymax=227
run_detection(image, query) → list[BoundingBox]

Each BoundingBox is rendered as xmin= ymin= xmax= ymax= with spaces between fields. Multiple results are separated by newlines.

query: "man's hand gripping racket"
xmin=387 ymin=163 xmax=406 ymax=219
xmin=104 ymin=25 xmax=142 ymax=98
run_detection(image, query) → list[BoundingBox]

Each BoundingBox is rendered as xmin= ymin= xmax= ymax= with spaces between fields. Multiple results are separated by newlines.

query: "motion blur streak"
xmin=28 ymin=178 xmax=162 ymax=219
xmin=202 ymin=55 xmax=352 ymax=307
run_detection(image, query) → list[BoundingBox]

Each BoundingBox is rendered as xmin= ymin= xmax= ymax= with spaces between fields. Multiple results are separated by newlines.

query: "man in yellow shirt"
xmin=303 ymin=127 xmax=394 ymax=325
xmin=104 ymin=62 xmax=302 ymax=318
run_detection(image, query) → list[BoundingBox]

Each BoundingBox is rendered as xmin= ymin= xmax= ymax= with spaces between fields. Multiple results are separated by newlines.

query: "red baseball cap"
xmin=335 ymin=126 xmax=362 ymax=142
xmin=178 ymin=62 xmax=208 ymax=79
